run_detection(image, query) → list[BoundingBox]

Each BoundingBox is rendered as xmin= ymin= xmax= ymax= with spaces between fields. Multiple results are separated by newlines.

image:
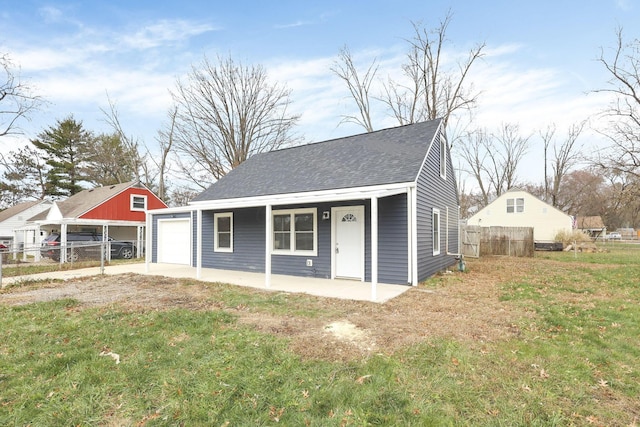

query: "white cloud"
xmin=119 ymin=19 xmax=218 ymax=50
xmin=38 ymin=6 xmax=64 ymax=23
xmin=274 ymin=21 xmax=311 ymax=29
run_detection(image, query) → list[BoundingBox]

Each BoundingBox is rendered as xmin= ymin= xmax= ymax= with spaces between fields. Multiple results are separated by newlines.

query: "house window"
xmin=506 ymin=198 xmax=525 ymax=214
xmin=131 ymin=194 xmax=147 ymax=211
xmin=272 ymin=208 xmax=317 ymax=255
xmin=440 ymin=136 xmax=447 ymax=179
xmin=433 ymin=208 xmax=441 ymax=255
xmin=214 ymin=213 xmax=233 ymax=252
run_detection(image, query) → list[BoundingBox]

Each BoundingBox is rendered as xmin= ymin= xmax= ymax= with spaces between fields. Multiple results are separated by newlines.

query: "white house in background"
xmin=466 ymin=189 xmax=572 ymax=242
xmin=0 ymin=200 xmax=53 ymax=249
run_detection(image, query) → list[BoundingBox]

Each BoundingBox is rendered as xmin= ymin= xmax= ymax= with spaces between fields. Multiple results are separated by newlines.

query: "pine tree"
xmin=31 ymin=116 xmax=92 ymax=197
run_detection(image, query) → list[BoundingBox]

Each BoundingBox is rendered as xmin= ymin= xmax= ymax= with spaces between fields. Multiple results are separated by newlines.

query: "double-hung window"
xmin=440 ymin=137 xmax=447 ymax=179
xmin=506 ymin=198 xmax=525 ymax=214
xmin=433 ymin=208 xmax=441 ymax=255
xmin=214 ymin=213 xmax=233 ymax=252
xmin=272 ymin=208 xmax=317 ymax=255
xmin=131 ymin=194 xmax=147 ymax=211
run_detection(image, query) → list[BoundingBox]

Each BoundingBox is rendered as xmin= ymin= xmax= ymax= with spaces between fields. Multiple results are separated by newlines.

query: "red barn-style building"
xmin=29 ymin=181 xmax=167 ymax=262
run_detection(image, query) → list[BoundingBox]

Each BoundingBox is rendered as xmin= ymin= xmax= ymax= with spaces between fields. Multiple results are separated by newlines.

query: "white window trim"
xmin=271 ymin=208 xmax=317 ymax=256
xmin=433 ymin=208 xmax=441 ymax=256
xmin=506 ymin=197 xmax=525 ymax=214
xmin=131 ymin=194 xmax=147 ymax=212
xmin=440 ymin=137 xmax=447 ymax=179
xmin=214 ymin=212 xmax=233 ymax=253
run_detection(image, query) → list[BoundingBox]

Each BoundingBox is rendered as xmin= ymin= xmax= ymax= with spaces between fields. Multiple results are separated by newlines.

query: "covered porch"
xmin=149 ymin=182 xmax=419 ymax=302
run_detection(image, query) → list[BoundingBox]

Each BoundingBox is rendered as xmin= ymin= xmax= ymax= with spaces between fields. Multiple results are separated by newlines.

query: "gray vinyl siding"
xmin=151 ymin=212 xmax=191 ymax=263
xmin=201 ymin=207 xmax=265 ymax=272
xmin=416 ymin=130 xmax=459 ymax=281
xmin=377 ymin=194 xmax=409 ymax=284
xmin=194 ymin=197 xmax=408 ymax=285
xmin=271 ymin=201 xmax=348 ymax=279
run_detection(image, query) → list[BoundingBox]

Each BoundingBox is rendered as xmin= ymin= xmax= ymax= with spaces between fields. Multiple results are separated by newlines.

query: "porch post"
xmin=406 ymin=187 xmax=413 ymax=284
xmin=371 ymin=196 xmax=378 ymax=301
xmin=265 ymin=204 xmax=272 ymax=288
xmin=145 ymin=212 xmax=151 ymax=273
xmin=103 ymin=225 xmax=110 ymax=262
xmin=411 ymin=186 xmax=418 ymax=285
xmin=196 ymin=209 xmax=202 ymax=279
xmin=61 ymin=223 xmax=68 ymax=263
xmin=21 ymin=229 xmax=27 ymax=262
xmin=35 ymin=226 xmax=42 ymax=262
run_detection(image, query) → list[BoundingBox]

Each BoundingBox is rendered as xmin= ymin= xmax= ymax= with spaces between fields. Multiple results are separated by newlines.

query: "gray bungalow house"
xmin=147 ymin=119 xmax=459 ymax=297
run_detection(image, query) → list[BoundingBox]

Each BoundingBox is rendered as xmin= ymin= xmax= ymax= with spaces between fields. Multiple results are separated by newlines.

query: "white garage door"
xmin=157 ymin=219 xmax=191 ymax=265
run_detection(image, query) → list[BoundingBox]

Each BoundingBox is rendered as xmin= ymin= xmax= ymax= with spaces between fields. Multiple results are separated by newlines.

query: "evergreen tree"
xmin=31 ymin=116 xmax=92 ymax=197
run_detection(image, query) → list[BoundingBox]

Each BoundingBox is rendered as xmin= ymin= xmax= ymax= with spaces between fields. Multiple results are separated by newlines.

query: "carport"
xmin=32 ymin=218 xmax=145 ymax=262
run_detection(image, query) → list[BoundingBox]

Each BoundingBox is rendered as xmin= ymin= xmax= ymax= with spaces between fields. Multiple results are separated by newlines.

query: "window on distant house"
xmin=131 ymin=194 xmax=147 ymax=211
xmin=214 ymin=213 xmax=233 ymax=252
xmin=433 ymin=208 xmax=441 ymax=255
xmin=440 ymin=136 xmax=447 ymax=179
xmin=272 ymin=208 xmax=317 ymax=255
xmin=506 ymin=198 xmax=525 ymax=214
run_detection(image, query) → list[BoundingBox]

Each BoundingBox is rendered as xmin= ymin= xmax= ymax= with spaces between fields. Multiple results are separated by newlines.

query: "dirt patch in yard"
xmin=0 ymin=256 xmax=578 ymax=362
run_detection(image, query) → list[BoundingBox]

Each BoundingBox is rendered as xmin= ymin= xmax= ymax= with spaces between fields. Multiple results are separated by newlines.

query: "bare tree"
xmin=485 ymin=123 xmax=530 ymax=196
xmin=83 ymin=132 xmax=138 ymax=186
xmin=593 ymin=27 xmax=640 ymax=178
xmin=154 ymin=105 xmax=178 ymax=201
xmin=171 ymin=55 xmax=300 ymax=189
xmin=332 ymin=11 xmax=485 ymax=138
xmin=457 ymin=123 xmax=530 ymax=206
xmin=1 ymin=54 xmax=42 ymax=138
xmin=393 ymin=15 xmax=485 ymax=131
xmin=539 ymin=122 xmax=585 ymax=207
xmin=101 ymin=94 xmax=148 ymax=184
xmin=0 ymin=146 xmax=48 ymax=207
xmin=331 ymin=46 xmax=378 ymax=132
xmin=457 ymin=129 xmax=491 ymax=205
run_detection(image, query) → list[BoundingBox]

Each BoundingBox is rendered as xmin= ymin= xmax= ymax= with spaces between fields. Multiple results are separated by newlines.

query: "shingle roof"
xmin=576 ymin=216 xmax=605 ymax=229
xmin=0 ymin=200 xmax=46 ymax=223
xmin=193 ymin=119 xmax=442 ymax=202
xmin=29 ymin=181 xmax=139 ymax=221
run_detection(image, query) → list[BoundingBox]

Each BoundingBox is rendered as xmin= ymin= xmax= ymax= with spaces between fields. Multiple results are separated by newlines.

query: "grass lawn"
xmin=1 ymin=246 xmax=639 ymax=425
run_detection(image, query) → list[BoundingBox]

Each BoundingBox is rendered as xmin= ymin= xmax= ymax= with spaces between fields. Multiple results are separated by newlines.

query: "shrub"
xmin=554 ymin=229 xmax=592 ymax=245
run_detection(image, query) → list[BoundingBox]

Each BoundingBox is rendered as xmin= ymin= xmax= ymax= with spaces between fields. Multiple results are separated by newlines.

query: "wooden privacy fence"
xmin=461 ymin=225 xmax=534 ymax=258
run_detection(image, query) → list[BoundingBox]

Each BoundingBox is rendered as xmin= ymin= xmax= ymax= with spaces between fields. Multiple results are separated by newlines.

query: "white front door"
xmin=333 ymin=206 xmax=365 ymax=280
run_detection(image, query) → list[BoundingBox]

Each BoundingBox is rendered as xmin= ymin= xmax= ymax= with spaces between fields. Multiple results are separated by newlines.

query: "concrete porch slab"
xmin=2 ymin=262 xmax=411 ymax=303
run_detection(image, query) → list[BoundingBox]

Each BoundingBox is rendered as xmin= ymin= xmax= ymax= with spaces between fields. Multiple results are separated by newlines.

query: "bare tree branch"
xmin=593 ymin=27 xmax=640 ymax=178
xmin=1 ymin=54 xmax=42 ymax=137
xmin=170 ymin=55 xmax=300 ymax=186
xmin=331 ymin=46 xmax=378 ymax=132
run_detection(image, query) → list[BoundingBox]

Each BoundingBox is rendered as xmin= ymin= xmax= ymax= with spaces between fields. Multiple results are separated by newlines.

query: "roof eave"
xmin=158 ymin=182 xmax=415 ymax=214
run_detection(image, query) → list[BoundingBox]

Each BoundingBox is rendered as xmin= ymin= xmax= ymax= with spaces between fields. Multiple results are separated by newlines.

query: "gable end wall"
xmin=416 ymin=130 xmax=459 ymax=281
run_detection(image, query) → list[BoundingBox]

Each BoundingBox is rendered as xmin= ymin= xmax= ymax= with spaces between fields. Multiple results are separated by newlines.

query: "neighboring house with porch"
xmin=0 ymin=200 xmax=53 ymax=251
xmin=147 ymin=119 xmax=460 ymax=299
xmin=575 ymin=216 xmax=606 ymax=240
xmin=27 ymin=180 xmax=167 ymax=262
xmin=466 ymin=189 xmax=572 ymax=243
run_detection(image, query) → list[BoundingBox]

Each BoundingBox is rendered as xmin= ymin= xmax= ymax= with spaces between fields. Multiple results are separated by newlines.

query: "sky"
xmin=1 ymin=0 xmax=639 ymax=189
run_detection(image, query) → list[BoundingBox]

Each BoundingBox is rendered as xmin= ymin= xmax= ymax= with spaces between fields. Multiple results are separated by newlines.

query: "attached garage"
xmin=157 ymin=218 xmax=191 ymax=265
